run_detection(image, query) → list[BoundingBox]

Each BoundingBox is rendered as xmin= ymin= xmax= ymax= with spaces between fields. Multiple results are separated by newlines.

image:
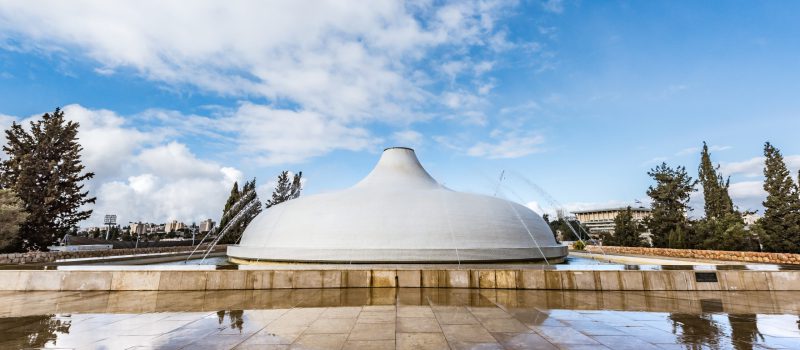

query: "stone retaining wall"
xmin=1 ymin=268 xmax=798 ymax=291
xmin=0 ymin=244 xmax=225 ymax=265
xmin=585 ymin=245 xmax=800 ymax=265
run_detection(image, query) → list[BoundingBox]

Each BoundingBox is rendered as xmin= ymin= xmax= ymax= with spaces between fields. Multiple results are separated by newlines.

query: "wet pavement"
xmin=0 ymin=289 xmax=799 ymax=349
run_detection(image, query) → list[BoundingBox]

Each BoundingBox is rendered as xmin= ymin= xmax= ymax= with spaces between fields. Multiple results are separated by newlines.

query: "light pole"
xmin=104 ymin=214 xmax=117 ymax=240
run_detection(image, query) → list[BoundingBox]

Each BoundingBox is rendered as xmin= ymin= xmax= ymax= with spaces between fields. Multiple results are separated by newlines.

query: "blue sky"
xmin=1 ymin=0 xmax=799 ymax=226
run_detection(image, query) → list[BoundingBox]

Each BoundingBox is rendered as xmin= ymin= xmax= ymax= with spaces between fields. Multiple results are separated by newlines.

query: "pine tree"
xmin=604 ymin=207 xmax=646 ymax=247
xmin=698 ymin=142 xmax=735 ymax=219
xmin=759 ymin=142 xmax=800 ymax=253
xmin=695 ymin=142 xmax=756 ymax=250
xmin=265 ymin=171 xmax=292 ymax=208
xmin=645 ymin=163 xmax=696 ymax=248
xmin=216 ymin=181 xmax=240 ymax=238
xmin=1 ymin=108 xmax=96 ymax=251
xmin=235 ymin=178 xmax=262 ymax=240
xmin=0 ymin=189 xmax=29 ymax=252
xmin=289 ymin=171 xmax=303 ymax=199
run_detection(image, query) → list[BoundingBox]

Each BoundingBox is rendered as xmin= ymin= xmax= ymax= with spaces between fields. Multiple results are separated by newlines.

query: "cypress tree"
xmin=698 ymin=142 xmax=735 ymax=219
xmin=217 ymin=181 xmax=240 ymax=237
xmin=1 ymin=108 xmax=96 ymax=251
xmin=759 ymin=142 xmax=800 ymax=253
xmin=695 ymin=142 xmax=756 ymax=250
xmin=645 ymin=163 xmax=696 ymax=248
xmin=219 ymin=178 xmax=262 ymax=244
xmin=289 ymin=171 xmax=303 ymax=199
xmin=265 ymin=171 xmax=292 ymax=209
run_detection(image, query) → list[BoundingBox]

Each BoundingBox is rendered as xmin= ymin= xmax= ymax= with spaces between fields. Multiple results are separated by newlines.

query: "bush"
xmin=572 ymin=240 xmax=586 ymax=251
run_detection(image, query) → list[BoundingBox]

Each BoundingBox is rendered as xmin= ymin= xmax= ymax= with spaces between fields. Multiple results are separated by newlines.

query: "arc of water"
xmin=437 ymin=185 xmax=461 ymax=267
xmin=506 ymin=171 xmax=608 ymax=257
xmin=495 ymin=187 xmax=549 ymax=265
xmin=468 ymin=167 xmax=551 ymax=264
xmin=184 ymin=187 xmax=257 ymax=263
xmin=200 ymin=197 xmax=261 ymax=263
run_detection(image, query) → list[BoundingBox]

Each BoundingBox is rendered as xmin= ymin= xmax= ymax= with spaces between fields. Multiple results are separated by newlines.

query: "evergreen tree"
xmin=695 ymin=142 xmax=756 ymax=251
xmin=695 ymin=213 xmax=758 ymax=251
xmin=0 ymin=108 xmax=96 ymax=251
xmin=0 ymin=189 xmax=29 ymax=252
xmin=289 ymin=171 xmax=303 ymax=199
xmin=698 ymin=142 xmax=735 ymax=219
xmin=542 ymin=213 xmax=560 ymax=243
xmin=218 ymin=178 xmax=263 ymax=244
xmin=216 ymin=181 xmax=240 ymax=239
xmin=645 ymin=163 xmax=696 ymax=248
xmin=265 ymin=171 xmax=293 ymax=208
xmin=759 ymin=142 xmax=800 ymax=253
xmin=603 ymin=206 xmax=647 ymax=247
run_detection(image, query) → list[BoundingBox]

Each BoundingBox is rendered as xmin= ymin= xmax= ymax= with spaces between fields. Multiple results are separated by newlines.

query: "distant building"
xmin=199 ymin=219 xmax=215 ymax=233
xmin=573 ymin=206 xmax=651 ymax=234
xmin=743 ymin=213 xmax=761 ymax=226
xmin=130 ymin=222 xmax=146 ymax=236
xmin=165 ymin=220 xmax=186 ymax=233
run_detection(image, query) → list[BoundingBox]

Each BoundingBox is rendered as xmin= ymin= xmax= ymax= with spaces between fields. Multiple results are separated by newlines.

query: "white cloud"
xmin=720 ymin=155 xmax=800 ymax=178
xmin=392 ymin=130 xmax=424 ymax=148
xmin=466 ymin=131 xmax=545 ymax=159
xmin=229 ymin=103 xmax=379 ymax=165
xmin=728 ymin=181 xmax=768 ymax=212
xmin=0 ymin=0 xmax=516 ymax=124
xmin=541 ymin=0 xmax=564 ymax=14
xmin=675 ymin=144 xmax=731 ymax=157
xmin=0 ymin=105 xmax=241 ymax=227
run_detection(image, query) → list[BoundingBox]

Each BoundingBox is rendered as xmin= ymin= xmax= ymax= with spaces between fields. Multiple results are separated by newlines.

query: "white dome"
xmin=227 ymin=147 xmax=567 ymax=263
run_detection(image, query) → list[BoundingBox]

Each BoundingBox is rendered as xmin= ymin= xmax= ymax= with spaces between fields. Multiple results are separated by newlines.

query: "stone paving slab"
xmin=0 ymin=289 xmax=798 ymax=349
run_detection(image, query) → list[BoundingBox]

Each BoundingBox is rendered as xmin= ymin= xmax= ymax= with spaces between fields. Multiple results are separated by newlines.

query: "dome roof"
xmin=227 ymin=147 xmax=567 ymax=263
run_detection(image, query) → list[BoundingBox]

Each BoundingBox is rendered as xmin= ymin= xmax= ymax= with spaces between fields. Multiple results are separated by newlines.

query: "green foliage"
xmin=218 ymin=178 xmax=262 ymax=244
xmin=758 ymin=142 xmax=800 ymax=253
xmin=0 ymin=108 xmax=96 ymax=251
xmin=0 ymin=189 xmax=29 ymax=252
xmin=265 ymin=171 xmax=302 ymax=208
xmin=542 ymin=214 xmax=560 ymax=243
xmin=645 ymin=162 xmax=696 ymax=249
xmin=545 ymin=214 xmax=589 ymax=242
xmin=694 ymin=142 xmax=757 ymax=251
xmin=698 ymin=142 xmax=735 ymax=219
xmin=694 ymin=212 xmax=759 ymax=251
xmin=572 ymin=240 xmax=585 ymax=251
xmin=602 ymin=206 xmax=647 ymax=247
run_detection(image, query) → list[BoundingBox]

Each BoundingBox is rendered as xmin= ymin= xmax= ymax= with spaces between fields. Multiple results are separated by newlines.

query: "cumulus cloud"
xmin=720 ymin=155 xmax=800 ymax=178
xmin=392 ymin=130 xmax=424 ymax=148
xmin=229 ymin=103 xmax=379 ymax=165
xmin=0 ymin=105 xmax=241 ymax=227
xmin=0 ymin=0 xmax=516 ymax=124
xmin=466 ymin=131 xmax=545 ymax=159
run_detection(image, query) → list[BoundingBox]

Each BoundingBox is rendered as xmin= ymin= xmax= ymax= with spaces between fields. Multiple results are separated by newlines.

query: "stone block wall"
xmin=585 ymin=245 xmax=800 ymax=265
xmin=2 ymin=268 xmax=799 ymax=291
xmin=0 ymin=244 xmax=225 ymax=265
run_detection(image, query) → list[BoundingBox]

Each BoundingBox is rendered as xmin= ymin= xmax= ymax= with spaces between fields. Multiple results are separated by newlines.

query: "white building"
xmin=228 ymin=147 xmax=567 ymax=263
xmin=199 ymin=219 xmax=215 ymax=233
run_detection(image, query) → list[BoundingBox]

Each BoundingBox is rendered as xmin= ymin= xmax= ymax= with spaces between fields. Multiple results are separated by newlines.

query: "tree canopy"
xmin=0 ymin=108 xmax=95 ymax=251
xmin=759 ymin=142 xmax=800 ymax=253
xmin=645 ymin=162 xmax=696 ymax=249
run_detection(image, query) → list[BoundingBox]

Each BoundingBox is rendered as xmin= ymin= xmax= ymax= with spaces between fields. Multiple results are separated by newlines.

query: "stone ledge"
xmin=1 ymin=269 xmax=798 ymax=291
xmin=0 ymin=244 xmax=226 ymax=265
xmin=585 ymin=245 xmax=800 ymax=265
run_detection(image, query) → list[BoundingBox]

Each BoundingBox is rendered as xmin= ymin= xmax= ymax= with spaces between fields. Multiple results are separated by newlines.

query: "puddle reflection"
xmin=0 ymin=289 xmax=798 ymax=349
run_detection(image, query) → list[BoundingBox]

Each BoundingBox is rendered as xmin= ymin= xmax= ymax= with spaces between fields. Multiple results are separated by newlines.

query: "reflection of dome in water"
xmin=228 ymin=147 xmax=567 ymax=263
